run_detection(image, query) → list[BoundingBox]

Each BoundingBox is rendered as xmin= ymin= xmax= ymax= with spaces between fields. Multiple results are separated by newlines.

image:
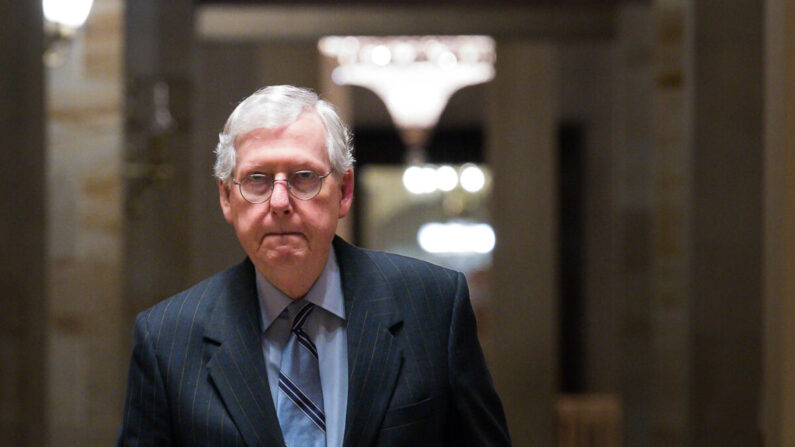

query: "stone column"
xmin=124 ymin=0 xmax=195 ymax=321
xmin=688 ymin=0 xmax=763 ymax=445
xmin=487 ymin=40 xmax=558 ymax=447
xmin=763 ymin=0 xmax=795 ymax=445
xmin=0 ymin=1 xmax=46 ymax=446
xmin=649 ymin=1 xmax=692 ymax=445
xmin=44 ymin=1 xmax=126 ymax=445
xmin=613 ymin=5 xmax=655 ymax=446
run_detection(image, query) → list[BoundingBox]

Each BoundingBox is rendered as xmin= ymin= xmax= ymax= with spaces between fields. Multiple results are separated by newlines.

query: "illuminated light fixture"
xmin=460 ymin=164 xmax=486 ymax=193
xmin=402 ymin=164 xmax=461 ymax=195
xmin=319 ymin=35 xmax=495 ymax=163
xmin=402 ymin=163 xmax=488 ymax=195
xmin=43 ymin=0 xmax=93 ymax=28
xmin=435 ymin=165 xmax=458 ymax=192
xmin=402 ymin=165 xmax=436 ymax=194
xmin=418 ymin=222 xmax=496 ymax=254
xmin=42 ymin=0 xmax=94 ymax=66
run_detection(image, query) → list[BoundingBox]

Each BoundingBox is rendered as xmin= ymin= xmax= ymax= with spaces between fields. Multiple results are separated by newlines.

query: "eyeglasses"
xmin=232 ymin=169 xmax=333 ymax=203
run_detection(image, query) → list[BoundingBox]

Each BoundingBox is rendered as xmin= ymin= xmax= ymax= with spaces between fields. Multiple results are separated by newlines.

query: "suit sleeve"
xmin=447 ymin=272 xmax=512 ymax=446
xmin=118 ymin=313 xmax=174 ymax=446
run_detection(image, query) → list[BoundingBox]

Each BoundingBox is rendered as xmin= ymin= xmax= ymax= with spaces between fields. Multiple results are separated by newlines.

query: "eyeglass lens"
xmin=238 ymin=170 xmax=329 ymax=203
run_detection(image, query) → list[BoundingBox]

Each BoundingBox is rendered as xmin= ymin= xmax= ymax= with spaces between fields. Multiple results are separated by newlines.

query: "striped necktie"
xmin=277 ymin=300 xmax=326 ymax=447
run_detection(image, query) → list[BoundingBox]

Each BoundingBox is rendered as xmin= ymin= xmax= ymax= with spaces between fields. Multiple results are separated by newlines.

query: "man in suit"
xmin=118 ymin=85 xmax=511 ymax=446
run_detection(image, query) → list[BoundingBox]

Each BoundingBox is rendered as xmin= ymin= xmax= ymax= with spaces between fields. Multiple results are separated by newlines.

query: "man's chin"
xmin=259 ymin=244 xmax=308 ymax=267
xmin=260 ymin=233 xmax=306 ymax=250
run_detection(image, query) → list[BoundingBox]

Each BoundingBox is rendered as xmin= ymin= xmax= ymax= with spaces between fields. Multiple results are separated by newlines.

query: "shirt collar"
xmin=256 ymin=247 xmax=346 ymax=333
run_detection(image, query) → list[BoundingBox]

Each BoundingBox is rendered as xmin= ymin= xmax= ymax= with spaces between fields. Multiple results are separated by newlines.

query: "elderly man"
xmin=118 ymin=85 xmax=511 ymax=447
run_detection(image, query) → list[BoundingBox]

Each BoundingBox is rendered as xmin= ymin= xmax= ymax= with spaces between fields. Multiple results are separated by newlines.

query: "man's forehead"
xmin=232 ymin=122 xmax=331 ymax=173
xmin=234 ymin=127 xmax=278 ymax=147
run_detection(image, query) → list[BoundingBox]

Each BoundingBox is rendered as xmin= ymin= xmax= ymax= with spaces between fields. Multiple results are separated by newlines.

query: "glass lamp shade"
xmin=319 ymin=35 xmax=496 ymax=138
xmin=43 ymin=0 xmax=94 ymax=29
xmin=331 ymin=59 xmax=493 ymax=130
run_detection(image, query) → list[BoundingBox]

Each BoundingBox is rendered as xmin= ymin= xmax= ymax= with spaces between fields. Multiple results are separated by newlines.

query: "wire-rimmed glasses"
xmin=232 ymin=169 xmax=333 ymax=204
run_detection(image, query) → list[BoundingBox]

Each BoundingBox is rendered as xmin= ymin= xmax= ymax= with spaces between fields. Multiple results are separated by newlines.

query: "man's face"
xmin=219 ymin=112 xmax=353 ymax=289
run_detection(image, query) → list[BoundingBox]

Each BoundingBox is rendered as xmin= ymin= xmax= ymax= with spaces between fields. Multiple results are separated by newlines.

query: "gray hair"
xmin=214 ymin=85 xmax=354 ymax=184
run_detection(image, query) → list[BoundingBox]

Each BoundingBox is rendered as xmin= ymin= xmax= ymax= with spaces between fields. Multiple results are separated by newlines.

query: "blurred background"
xmin=2 ymin=0 xmax=793 ymax=446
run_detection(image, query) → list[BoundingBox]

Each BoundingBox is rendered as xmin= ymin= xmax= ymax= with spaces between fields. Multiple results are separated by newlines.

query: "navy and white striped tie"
xmin=277 ymin=300 xmax=326 ymax=447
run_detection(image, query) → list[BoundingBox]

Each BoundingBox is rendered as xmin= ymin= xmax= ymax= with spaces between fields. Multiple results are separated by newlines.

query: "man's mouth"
xmin=264 ymin=231 xmax=304 ymax=239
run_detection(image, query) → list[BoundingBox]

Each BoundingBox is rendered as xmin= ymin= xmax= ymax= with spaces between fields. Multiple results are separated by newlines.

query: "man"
xmin=118 ymin=85 xmax=511 ymax=446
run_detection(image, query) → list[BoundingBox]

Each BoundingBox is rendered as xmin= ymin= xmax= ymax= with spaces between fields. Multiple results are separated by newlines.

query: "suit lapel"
xmin=204 ymin=259 xmax=283 ymax=447
xmin=335 ymin=238 xmax=404 ymax=447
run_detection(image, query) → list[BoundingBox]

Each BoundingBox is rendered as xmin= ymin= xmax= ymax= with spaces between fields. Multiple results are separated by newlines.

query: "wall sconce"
xmin=318 ymin=35 xmax=495 ymax=164
xmin=43 ymin=0 xmax=94 ymax=66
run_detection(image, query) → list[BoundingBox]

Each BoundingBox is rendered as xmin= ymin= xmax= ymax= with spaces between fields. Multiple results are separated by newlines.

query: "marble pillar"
xmin=613 ymin=5 xmax=655 ymax=446
xmin=763 ymin=0 xmax=795 ymax=445
xmin=650 ymin=1 xmax=692 ymax=445
xmin=123 ymin=0 xmax=195 ymax=322
xmin=689 ymin=0 xmax=763 ymax=444
xmin=44 ymin=1 xmax=126 ymax=445
xmin=487 ymin=40 xmax=558 ymax=447
xmin=0 ymin=1 xmax=46 ymax=446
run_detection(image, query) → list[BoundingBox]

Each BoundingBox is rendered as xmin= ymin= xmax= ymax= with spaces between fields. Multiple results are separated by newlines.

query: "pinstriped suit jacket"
xmin=118 ymin=237 xmax=511 ymax=446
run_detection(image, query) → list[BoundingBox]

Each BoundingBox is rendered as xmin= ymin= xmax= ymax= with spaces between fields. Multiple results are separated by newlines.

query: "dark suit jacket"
xmin=118 ymin=237 xmax=511 ymax=446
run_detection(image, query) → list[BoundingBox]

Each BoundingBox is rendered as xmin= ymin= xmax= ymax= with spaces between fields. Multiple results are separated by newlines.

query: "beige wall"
xmin=44 ymin=1 xmax=125 ymax=445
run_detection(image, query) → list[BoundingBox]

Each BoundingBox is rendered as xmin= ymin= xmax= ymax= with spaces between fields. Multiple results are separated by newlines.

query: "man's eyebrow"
xmin=239 ymin=163 xmax=324 ymax=174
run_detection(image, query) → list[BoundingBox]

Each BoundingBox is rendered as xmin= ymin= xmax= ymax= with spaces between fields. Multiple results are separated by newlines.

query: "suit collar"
xmin=203 ymin=259 xmax=284 ymax=447
xmin=202 ymin=240 xmax=407 ymax=447
xmin=333 ymin=237 xmax=405 ymax=447
xmin=255 ymin=248 xmax=346 ymax=334
xmin=333 ymin=236 xmax=403 ymax=336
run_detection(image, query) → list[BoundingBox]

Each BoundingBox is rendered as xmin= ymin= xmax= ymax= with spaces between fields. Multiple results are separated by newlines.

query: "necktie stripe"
xmin=295 ymin=329 xmax=319 ymax=358
xmin=292 ymin=303 xmax=314 ymax=330
xmin=277 ymin=300 xmax=326 ymax=446
xmin=278 ymin=374 xmax=326 ymax=431
xmin=278 ymin=373 xmax=325 ymax=419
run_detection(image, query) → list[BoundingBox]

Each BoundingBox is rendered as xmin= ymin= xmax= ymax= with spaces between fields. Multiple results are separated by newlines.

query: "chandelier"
xmin=318 ymin=35 xmax=496 ymax=163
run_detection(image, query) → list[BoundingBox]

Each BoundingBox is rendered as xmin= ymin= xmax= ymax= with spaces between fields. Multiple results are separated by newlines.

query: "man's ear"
xmin=338 ymin=168 xmax=354 ymax=219
xmin=219 ymin=180 xmax=234 ymax=224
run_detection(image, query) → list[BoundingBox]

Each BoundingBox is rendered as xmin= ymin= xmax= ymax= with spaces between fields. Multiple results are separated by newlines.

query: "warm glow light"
xmin=332 ymin=62 xmax=492 ymax=130
xmin=403 ymin=166 xmax=436 ymax=194
xmin=437 ymin=51 xmax=458 ymax=69
xmin=436 ymin=165 xmax=458 ymax=192
xmin=43 ymin=0 xmax=94 ymax=28
xmin=460 ymin=164 xmax=485 ymax=192
xmin=402 ymin=164 xmax=488 ymax=194
xmin=320 ymin=36 xmax=495 ymax=131
xmin=402 ymin=166 xmax=424 ymax=194
xmin=418 ymin=222 xmax=496 ymax=254
xmin=392 ymin=42 xmax=416 ymax=64
xmin=371 ymin=45 xmax=391 ymax=66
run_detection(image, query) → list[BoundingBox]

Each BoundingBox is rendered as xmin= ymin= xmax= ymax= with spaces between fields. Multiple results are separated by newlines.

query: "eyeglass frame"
xmin=231 ymin=169 xmax=334 ymax=204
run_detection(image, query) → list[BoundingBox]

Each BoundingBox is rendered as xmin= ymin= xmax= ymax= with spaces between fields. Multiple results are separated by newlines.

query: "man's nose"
xmin=269 ymin=179 xmax=292 ymax=213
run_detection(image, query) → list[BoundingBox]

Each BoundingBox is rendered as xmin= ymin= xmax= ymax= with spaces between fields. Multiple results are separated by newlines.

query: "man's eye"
xmin=294 ymin=171 xmax=316 ymax=180
xmin=247 ymin=173 xmax=270 ymax=182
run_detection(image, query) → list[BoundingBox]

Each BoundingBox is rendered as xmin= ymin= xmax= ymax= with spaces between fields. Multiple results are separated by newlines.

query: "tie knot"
xmin=288 ymin=300 xmax=315 ymax=331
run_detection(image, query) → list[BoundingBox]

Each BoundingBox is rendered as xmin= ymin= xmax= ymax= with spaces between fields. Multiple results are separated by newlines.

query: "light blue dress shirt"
xmin=256 ymin=248 xmax=348 ymax=447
